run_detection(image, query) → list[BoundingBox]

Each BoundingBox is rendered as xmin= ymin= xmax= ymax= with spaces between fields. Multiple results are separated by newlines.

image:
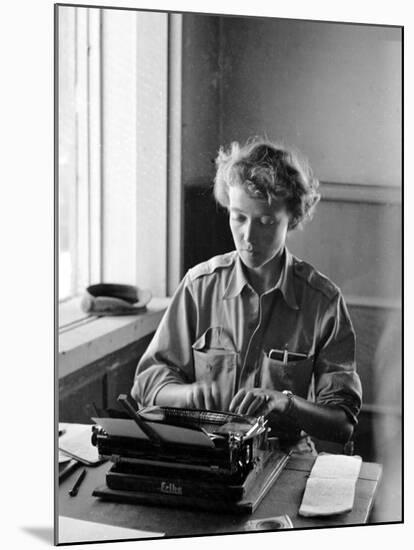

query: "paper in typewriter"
xmin=299 ymin=454 xmax=362 ymax=517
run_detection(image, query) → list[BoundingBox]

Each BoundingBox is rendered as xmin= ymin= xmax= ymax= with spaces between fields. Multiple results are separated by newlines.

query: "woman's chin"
xmin=239 ymin=251 xmax=265 ymax=269
xmin=238 ymin=248 xmax=284 ymax=271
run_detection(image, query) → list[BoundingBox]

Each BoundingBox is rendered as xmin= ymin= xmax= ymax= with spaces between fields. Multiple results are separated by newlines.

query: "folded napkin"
xmin=299 ymin=454 xmax=362 ymax=517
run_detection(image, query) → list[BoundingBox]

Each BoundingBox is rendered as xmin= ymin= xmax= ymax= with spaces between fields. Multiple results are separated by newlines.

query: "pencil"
xmin=69 ymin=468 xmax=87 ymax=497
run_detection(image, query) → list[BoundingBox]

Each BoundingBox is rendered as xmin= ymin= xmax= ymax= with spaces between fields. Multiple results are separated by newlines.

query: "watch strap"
xmin=282 ymin=390 xmax=296 ymax=417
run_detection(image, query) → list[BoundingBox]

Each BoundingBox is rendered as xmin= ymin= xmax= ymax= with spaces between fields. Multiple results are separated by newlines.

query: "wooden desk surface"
xmin=58 ymin=453 xmax=382 ymax=542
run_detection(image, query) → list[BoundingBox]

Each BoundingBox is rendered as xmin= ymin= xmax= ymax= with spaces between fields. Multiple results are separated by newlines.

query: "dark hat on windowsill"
xmin=81 ymin=283 xmax=152 ymax=316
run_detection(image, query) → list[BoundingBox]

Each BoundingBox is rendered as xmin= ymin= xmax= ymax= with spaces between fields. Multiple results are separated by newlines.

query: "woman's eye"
xmin=230 ymin=213 xmax=245 ymax=223
xmin=260 ymin=216 xmax=275 ymax=226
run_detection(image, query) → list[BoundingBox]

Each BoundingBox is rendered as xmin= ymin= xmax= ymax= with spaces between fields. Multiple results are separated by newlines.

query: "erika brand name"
xmin=160 ymin=481 xmax=183 ymax=495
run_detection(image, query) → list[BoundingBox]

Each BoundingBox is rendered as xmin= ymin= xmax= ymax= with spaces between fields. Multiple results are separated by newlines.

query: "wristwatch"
xmin=282 ymin=390 xmax=295 ymax=416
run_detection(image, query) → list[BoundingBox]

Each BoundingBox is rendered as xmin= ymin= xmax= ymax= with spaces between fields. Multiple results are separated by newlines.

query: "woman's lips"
xmin=242 ymin=246 xmax=257 ymax=255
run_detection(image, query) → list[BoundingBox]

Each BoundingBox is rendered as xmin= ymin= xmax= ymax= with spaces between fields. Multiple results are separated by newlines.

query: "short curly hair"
xmin=214 ymin=138 xmax=321 ymax=230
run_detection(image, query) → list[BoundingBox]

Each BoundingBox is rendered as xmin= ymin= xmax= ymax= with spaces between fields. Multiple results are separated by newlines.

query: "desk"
xmin=58 ymin=454 xmax=382 ymax=542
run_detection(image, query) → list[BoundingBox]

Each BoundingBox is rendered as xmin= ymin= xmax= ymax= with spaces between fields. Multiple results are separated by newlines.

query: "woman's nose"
xmin=243 ymin=220 xmax=255 ymax=243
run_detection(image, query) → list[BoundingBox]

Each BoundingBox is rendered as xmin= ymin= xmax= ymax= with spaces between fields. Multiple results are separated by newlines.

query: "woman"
xmin=131 ymin=139 xmax=362 ymax=448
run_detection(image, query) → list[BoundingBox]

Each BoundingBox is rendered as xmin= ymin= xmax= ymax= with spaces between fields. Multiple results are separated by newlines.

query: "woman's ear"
xmin=287 ymin=215 xmax=298 ymax=231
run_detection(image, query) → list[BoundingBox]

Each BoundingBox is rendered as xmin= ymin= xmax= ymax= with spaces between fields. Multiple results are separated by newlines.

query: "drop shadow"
xmin=20 ymin=526 xmax=54 ymax=545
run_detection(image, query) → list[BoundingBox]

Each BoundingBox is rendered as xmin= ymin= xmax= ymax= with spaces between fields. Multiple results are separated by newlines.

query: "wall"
xmin=181 ymin=15 xmax=221 ymax=187
xmin=286 ymin=195 xmax=401 ymax=301
xmin=220 ymin=18 xmax=402 ymax=187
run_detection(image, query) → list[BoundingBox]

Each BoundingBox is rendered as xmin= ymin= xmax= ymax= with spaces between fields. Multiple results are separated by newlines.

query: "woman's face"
xmin=228 ymin=184 xmax=290 ymax=271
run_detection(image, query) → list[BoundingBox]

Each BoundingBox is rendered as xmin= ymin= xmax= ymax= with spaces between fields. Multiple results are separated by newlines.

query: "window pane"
xmin=58 ymin=7 xmax=77 ymax=300
xmin=59 ymin=7 xmax=93 ymax=300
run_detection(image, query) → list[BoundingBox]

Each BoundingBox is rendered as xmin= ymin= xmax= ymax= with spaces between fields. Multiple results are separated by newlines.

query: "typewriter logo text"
xmin=160 ymin=481 xmax=183 ymax=495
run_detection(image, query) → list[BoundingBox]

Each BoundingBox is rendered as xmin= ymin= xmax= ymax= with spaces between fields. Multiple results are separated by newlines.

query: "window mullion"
xmin=88 ymin=8 xmax=103 ymax=285
xmin=75 ymin=7 xmax=90 ymax=294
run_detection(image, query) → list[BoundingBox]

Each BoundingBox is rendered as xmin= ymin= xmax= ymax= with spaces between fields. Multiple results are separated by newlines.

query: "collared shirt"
xmin=131 ymin=248 xmax=362 ymax=438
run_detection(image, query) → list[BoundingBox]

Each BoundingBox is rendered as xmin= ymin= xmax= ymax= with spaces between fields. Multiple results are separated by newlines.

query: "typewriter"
xmin=91 ymin=394 xmax=290 ymax=513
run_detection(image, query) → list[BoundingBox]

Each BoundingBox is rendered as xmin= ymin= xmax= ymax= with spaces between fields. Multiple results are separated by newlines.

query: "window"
xmin=58 ymin=6 xmax=182 ymax=306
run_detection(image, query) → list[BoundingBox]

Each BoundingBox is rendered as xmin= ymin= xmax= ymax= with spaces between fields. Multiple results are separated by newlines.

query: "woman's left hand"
xmin=229 ymin=387 xmax=287 ymax=416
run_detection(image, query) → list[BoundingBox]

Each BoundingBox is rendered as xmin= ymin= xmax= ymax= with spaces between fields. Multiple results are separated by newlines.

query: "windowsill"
xmin=58 ymin=297 xmax=170 ymax=379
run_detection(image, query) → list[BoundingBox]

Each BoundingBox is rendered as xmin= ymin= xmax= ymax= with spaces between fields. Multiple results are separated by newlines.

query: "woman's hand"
xmin=155 ymin=382 xmax=220 ymax=410
xmin=187 ymin=381 xmax=221 ymax=410
xmin=229 ymin=387 xmax=288 ymax=416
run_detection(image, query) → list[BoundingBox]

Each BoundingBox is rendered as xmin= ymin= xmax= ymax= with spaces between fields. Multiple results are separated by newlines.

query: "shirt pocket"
xmin=192 ymin=327 xmax=238 ymax=412
xmin=260 ymin=351 xmax=314 ymax=398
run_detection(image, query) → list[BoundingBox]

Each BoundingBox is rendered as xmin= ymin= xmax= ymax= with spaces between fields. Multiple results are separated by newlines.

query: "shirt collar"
xmin=223 ymin=248 xmax=300 ymax=310
xmin=222 ymin=254 xmax=249 ymax=300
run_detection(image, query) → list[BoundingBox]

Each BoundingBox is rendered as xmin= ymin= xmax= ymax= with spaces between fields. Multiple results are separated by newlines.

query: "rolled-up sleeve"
xmin=131 ymin=273 xmax=197 ymax=406
xmin=314 ymin=293 xmax=362 ymax=424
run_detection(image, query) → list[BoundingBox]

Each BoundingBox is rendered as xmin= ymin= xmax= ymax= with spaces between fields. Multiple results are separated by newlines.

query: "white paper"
xmin=59 ymin=425 xmax=101 ymax=464
xmin=58 ymin=516 xmax=164 ymax=543
xmin=58 ymin=451 xmax=71 ymax=464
